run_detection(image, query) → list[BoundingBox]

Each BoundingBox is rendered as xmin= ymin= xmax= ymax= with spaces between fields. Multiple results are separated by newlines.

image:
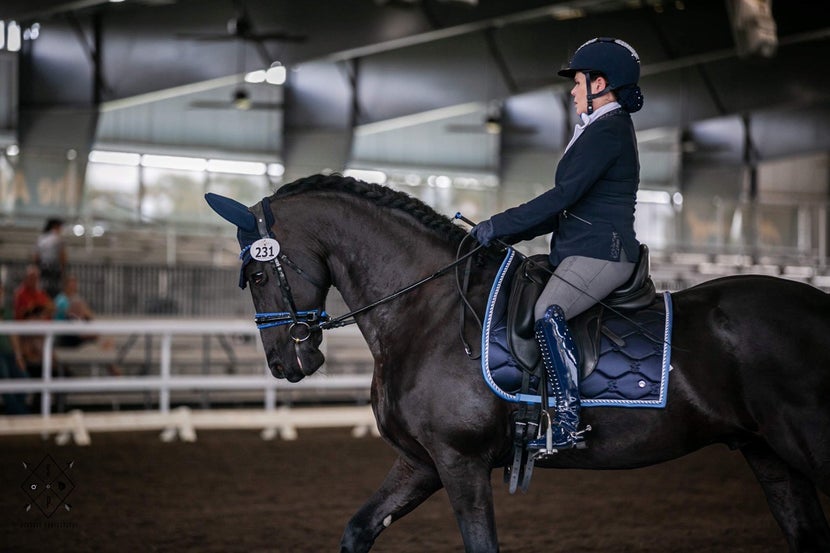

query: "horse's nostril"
xmin=270 ymin=363 xmax=286 ymax=378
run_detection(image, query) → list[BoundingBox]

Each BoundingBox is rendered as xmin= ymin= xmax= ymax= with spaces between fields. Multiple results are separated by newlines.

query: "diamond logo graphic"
xmin=21 ymin=455 xmax=75 ymax=518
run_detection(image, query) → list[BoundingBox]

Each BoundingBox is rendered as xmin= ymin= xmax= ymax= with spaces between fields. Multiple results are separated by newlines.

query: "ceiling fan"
xmin=637 ymin=130 xmax=736 ymax=155
xmin=176 ymin=0 xmax=306 ymax=66
xmin=182 ymin=0 xmax=297 ymax=111
xmin=445 ymin=105 xmax=537 ymax=136
xmin=188 ymin=87 xmax=284 ymax=111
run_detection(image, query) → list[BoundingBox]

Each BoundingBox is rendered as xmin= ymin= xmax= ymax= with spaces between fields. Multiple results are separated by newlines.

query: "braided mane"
xmin=274 ymin=173 xmax=468 ymax=243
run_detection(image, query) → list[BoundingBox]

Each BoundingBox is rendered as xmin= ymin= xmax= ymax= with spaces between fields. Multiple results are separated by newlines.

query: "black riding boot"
xmin=527 ymin=304 xmax=587 ymax=451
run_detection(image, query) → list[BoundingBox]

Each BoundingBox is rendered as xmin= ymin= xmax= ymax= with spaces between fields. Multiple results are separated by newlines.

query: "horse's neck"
xmin=317 ymin=203 xmax=457 ymax=348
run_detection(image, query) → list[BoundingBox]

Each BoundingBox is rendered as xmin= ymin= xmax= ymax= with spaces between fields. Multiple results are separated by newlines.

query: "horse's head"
xmin=206 ymin=192 xmax=330 ymax=382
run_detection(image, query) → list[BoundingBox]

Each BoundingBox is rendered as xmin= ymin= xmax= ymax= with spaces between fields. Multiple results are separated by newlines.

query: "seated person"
xmin=54 ymin=274 xmax=121 ymax=376
xmin=13 ymin=265 xmax=54 ymax=321
xmin=0 ymin=282 xmax=29 ymax=414
xmin=16 ymin=305 xmax=62 ymax=413
xmin=54 ymin=274 xmax=95 ymax=347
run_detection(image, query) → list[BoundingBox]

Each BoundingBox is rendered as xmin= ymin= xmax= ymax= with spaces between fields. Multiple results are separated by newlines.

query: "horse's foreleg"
xmin=434 ymin=452 xmax=500 ymax=552
xmin=340 ymin=455 xmax=442 ymax=553
xmin=741 ymin=440 xmax=830 ymax=553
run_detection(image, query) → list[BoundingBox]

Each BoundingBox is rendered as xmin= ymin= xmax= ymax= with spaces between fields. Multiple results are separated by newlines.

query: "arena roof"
xmin=1 ymin=0 xmax=829 ymax=182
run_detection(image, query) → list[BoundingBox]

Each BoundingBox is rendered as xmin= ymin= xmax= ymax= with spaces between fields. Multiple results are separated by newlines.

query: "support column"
xmin=16 ymin=14 xmax=100 ymax=218
xmin=281 ymin=60 xmax=355 ymax=183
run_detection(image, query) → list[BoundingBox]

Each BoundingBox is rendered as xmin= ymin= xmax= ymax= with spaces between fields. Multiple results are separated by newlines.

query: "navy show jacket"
xmin=490 ymin=109 xmax=640 ymax=266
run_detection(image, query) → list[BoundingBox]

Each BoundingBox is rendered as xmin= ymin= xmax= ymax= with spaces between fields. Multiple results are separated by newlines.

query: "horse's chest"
xmin=372 ymin=376 xmax=429 ymax=443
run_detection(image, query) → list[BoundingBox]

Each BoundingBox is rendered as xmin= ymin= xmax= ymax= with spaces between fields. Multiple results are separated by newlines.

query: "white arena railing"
xmin=0 ymin=320 xmax=376 ymax=445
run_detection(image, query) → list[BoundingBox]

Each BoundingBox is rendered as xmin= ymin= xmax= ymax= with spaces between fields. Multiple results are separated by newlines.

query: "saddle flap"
xmin=571 ymin=305 xmax=604 ymax=380
xmin=506 ymin=255 xmax=551 ymax=371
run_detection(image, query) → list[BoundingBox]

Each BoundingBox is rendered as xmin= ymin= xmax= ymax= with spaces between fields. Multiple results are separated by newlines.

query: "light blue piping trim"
xmin=481 ymin=250 xmax=522 ymax=403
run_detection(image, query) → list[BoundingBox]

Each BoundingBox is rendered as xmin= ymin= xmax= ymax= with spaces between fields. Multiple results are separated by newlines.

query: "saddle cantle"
xmin=482 ymin=244 xmax=673 ymax=408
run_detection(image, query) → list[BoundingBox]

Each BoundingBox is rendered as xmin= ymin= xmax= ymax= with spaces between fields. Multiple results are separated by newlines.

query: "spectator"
xmin=12 ymin=269 xmax=73 ymax=413
xmin=0 ymin=282 xmax=29 ymax=415
xmin=13 ymin=267 xmax=57 ymax=413
xmin=14 ymin=265 xmax=54 ymax=321
xmin=55 ymin=275 xmax=94 ymax=324
xmin=33 ymin=218 xmax=67 ymax=298
xmin=16 ymin=304 xmax=56 ymax=413
xmin=54 ymin=274 xmax=121 ymax=376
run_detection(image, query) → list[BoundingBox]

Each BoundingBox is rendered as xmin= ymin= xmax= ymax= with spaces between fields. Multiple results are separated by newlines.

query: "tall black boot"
xmin=528 ymin=304 xmax=587 ymax=451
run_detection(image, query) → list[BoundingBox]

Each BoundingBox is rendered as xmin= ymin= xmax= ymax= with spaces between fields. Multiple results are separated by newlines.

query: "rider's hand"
xmin=470 ymin=220 xmax=496 ymax=247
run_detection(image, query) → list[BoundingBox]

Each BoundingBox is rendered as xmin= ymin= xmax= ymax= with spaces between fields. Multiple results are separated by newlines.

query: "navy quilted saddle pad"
xmin=482 ymin=250 xmax=673 ymax=408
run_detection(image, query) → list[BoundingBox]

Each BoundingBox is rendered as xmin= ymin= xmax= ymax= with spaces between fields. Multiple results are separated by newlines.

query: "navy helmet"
xmin=559 ymin=37 xmax=643 ymax=113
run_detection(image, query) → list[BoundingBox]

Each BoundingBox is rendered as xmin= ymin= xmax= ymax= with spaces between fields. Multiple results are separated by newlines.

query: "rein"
xmin=248 ymin=195 xmax=666 ymax=354
xmin=318 ymin=245 xmax=484 ymax=332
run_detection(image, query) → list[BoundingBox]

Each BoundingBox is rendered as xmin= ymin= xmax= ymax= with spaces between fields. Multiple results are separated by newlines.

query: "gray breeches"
xmin=534 ymin=255 xmax=636 ymax=320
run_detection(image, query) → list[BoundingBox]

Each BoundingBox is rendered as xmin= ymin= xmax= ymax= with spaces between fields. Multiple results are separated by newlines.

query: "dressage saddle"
xmin=506 ymin=244 xmax=656 ymax=380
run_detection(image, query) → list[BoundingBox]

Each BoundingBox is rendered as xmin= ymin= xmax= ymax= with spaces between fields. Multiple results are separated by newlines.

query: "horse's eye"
xmin=250 ymin=271 xmax=267 ymax=286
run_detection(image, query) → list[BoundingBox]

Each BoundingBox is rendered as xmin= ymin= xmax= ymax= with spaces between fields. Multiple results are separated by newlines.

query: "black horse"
xmin=207 ymin=174 xmax=830 ymax=552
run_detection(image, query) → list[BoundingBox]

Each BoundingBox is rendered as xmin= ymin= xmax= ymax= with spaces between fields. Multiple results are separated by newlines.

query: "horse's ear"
xmin=205 ymin=193 xmax=257 ymax=232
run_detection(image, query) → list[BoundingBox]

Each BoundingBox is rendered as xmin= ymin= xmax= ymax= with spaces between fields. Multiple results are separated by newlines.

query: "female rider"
xmin=471 ymin=38 xmax=645 ymax=450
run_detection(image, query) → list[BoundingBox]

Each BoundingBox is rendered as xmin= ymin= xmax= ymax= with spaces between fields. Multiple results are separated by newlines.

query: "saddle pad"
xmin=578 ymin=296 xmax=672 ymax=407
xmin=481 ymin=250 xmax=673 ymax=408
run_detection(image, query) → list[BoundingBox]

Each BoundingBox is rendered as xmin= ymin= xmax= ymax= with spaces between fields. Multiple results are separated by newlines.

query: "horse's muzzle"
xmin=267 ymin=345 xmax=324 ymax=382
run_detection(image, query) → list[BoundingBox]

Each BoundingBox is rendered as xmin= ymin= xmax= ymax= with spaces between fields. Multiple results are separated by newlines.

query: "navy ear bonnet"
xmin=205 ymin=192 xmax=275 ymax=288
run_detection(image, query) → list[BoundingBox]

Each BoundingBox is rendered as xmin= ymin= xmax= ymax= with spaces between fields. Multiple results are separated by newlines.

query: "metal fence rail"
xmin=0 ymin=319 xmax=373 ymax=444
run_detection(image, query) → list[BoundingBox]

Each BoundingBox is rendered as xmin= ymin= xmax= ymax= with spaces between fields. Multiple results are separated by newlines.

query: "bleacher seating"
xmin=0 ymin=223 xmax=240 ymax=267
xmin=4 ymin=221 xmax=829 ymax=290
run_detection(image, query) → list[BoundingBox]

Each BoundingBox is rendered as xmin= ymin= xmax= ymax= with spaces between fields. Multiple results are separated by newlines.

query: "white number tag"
xmin=250 ymin=238 xmax=280 ymax=261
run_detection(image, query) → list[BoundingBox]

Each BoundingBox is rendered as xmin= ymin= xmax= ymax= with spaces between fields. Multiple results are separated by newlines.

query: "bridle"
xmin=245 ymin=199 xmax=484 ymax=345
xmin=244 ymin=198 xmax=331 ymax=344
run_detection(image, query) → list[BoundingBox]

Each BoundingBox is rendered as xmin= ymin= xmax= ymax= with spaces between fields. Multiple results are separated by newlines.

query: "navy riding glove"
xmin=470 ymin=219 xmax=496 ymax=247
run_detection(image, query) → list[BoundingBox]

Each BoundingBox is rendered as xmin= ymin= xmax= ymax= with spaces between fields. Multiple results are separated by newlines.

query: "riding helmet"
xmin=559 ymin=37 xmax=644 ymax=113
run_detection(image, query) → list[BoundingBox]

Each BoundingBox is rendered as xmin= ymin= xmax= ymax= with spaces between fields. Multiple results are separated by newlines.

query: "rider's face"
xmin=571 ymin=73 xmax=588 ymax=115
xmin=571 ymin=73 xmax=607 ymax=116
